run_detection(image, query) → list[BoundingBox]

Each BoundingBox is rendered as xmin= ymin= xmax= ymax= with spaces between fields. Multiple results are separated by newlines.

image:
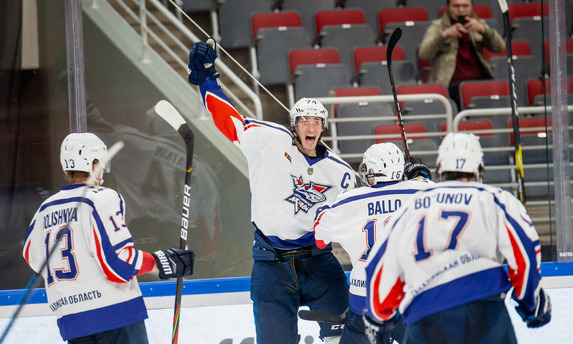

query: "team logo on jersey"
xmin=307 ymin=167 xmax=313 ymax=175
xmin=285 ymin=175 xmax=331 ymax=214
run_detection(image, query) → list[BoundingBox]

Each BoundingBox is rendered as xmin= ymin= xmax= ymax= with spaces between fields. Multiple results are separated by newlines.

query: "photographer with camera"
xmin=418 ymin=0 xmax=504 ymax=110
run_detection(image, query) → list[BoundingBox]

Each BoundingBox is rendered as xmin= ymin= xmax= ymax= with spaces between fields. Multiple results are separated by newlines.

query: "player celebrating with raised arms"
xmin=313 ymin=143 xmax=433 ymax=344
xmin=188 ymin=40 xmax=356 ymax=343
xmin=23 ymin=133 xmax=195 ymax=343
xmin=363 ymin=132 xmax=551 ymax=344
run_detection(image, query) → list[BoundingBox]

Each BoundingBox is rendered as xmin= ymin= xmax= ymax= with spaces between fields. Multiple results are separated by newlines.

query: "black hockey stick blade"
xmin=154 ymin=100 xmax=195 ymax=344
xmin=385 ymin=27 xmax=411 ymax=161
xmin=298 ymin=309 xmax=346 ymax=324
xmin=497 ymin=0 xmax=527 ymax=206
xmin=386 ymin=27 xmax=402 ymax=67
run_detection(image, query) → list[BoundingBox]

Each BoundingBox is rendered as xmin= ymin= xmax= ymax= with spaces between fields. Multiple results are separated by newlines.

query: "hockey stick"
xmin=0 ymin=140 xmax=124 ymax=344
xmin=154 ymin=100 xmax=195 ymax=344
xmin=498 ymin=0 xmax=526 ymax=206
xmin=386 ymin=27 xmax=411 ymax=161
xmin=298 ymin=309 xmax=346 ymax=324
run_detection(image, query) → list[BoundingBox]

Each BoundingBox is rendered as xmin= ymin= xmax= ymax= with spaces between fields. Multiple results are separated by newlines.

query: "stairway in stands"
xmin=107 ymin=0 xmax=290 ymax=126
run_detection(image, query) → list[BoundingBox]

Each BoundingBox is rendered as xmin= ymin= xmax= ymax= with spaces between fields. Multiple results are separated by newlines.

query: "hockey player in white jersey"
xmin=363 ymin=132 xmax=551 ymax=344
xmin=188 ymin=40 xmax=356 ymax=343
xmin=23 ymin=133 xmax=195 ymax=343
xmin=313 ymin=143 xmax=433 ymax=344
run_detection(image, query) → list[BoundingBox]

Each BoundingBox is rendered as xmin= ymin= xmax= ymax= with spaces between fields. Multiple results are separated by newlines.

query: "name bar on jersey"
xmin=44 ymin=207 xmax=78 ymax=229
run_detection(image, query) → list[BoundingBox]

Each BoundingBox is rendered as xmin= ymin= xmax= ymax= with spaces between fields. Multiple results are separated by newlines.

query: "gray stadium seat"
xmin=342 ymin=0 xmax=402 ymax=32
xmin=320 ymin=24 xmax=376 ymax=70
xmin=335 ymin=102 xmax=395 ymax=165
xmin=511 ymin=17 xmax=548 ymax=62
xmin=489 ymin=55 xmax=543 ymax=107
xmin=279 ymin=0 xmax=337 ymax=35
xmin=182 ymin=0 xmax=212 ymax=12
xmin=218 ymin=0 xmax=273 ymax=49
xmin=382 ymin=22 xmax=431 ymax=71
xmin=290 ymin=64 xmax=350 ymax=101
xmin=358 ymin=61 xmax=416 ymax=95
xmin=251 ymin=12 xmax=312 ymax=85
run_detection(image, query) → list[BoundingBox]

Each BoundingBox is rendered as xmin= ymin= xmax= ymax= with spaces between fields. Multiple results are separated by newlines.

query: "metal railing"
xmin=95 ymin=0 xmax=264 ymax=119
xmin=317 ymin=93 xmax=453 ymax=159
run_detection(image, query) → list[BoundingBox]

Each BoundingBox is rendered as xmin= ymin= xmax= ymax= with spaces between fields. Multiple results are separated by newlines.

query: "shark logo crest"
xmin=285 ymin=175 xmax=331 ymax=214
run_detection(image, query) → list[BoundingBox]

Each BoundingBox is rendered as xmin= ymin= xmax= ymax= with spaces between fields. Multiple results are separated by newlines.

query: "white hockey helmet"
xmin=289 ymin=97 xmax=329 ymax=130
xmin=437 ymin=132 xmax=484 ymax=176
xmin=359 ymin=143 xmax=405 ymax=186
xmin=60 ymin=133 xmax=110 ymax=174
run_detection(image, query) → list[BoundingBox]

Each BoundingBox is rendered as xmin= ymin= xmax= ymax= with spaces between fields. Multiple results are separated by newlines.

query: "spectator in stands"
xmin=418 ymin=0 xmax=505 ymax=109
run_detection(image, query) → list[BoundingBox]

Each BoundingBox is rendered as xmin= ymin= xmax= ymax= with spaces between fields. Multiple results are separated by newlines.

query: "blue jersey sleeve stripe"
xmin=244 ymin=118 xmax=293 ymax=136
xmin=326 ymin=154 xmax=353 ymax=170
xmin=199 ymin=78 xmax=231 ymax=105
xmin=92 ymin=210 xmax=137 ymax=281
xmin=40 ymin=196 xmax=93 ymax=212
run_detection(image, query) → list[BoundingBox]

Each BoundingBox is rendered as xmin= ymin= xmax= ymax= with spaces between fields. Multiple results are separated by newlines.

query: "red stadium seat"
xmin=251 ymin=12 xmax=303 ymax=38
xmin=508 ymin=117 xmax=552 ymax=146
xmin=442 ymin=119 xmax=495 ymax=136
xmin=330 ymin=86 xmax=383 ymax=114
xmin=459 ymin=80 xmax=510 ymax=110
xmin=484 ymin=40 xmax=531 ymax=61
xmin=543 ymin=39 xmax=573 ymax=63
xmin=378 ymin=7 xmax=428 ymax=35
xmin=397 ymin=84 xmax=449 ymax=98
xmin=374 ymin=123 xmax=428 ymax=144
xmin=288 ymin=48 xmax=341 ymax=75
xmin=353 ymin=46 xmax=405 ymax=74
xmin=315 ymin=9 xmax=367 ymax=37
xmin=508 ymin=3 xmax=549 ymax=24
xmin=397 ymin=83 xmax=449 ymax=108
xmin=440 ymin=4 xmax=493 ymax=19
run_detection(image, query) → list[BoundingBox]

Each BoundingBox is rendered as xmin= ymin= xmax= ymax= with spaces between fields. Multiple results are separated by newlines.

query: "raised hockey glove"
xmin=363 ymin=313 xmax=398 ymax=344
xmin=188 ymin=38 xmax=220 ymax=85
xmin=515 ymin=288 xmax=551 ymax=328
xmin=153 ymin=248 xmax=195 ymax=280
xmin=403 ymin=157 xmax=431 ymax=181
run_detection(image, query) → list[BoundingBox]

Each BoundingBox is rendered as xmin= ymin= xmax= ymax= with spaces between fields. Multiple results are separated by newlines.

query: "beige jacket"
xmin=418 ymin=12 xmax=505 ymax=86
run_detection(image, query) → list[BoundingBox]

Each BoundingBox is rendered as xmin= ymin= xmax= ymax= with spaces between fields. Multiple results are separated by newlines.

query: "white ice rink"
xmin=1 ymin=283 xmax=572 ymax=343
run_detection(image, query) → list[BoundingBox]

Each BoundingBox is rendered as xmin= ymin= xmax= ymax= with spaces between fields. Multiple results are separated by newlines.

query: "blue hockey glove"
xmin=153 ymin=248 xmax=195 ymax=280
xmin=403 ymin=157 xmax=431 ymax=181
xmin=363 ymin=313 xmax=398 ymax=344
xmin=188 ymin=38 xmax=220 ymax=85
xmin=515 ymin=288 xmax=551 ymax=328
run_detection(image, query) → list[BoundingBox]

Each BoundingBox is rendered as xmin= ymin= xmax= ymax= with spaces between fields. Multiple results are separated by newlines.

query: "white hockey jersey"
xmin=365 ymin=181 xmax=543 ymax=326
xmin=23 ymin=184 xmax=148 ymax=340
xmin=313 ymin=178 xmax=433 ymax=314
xmin=200 ymin=79 xmax=356 ymax=248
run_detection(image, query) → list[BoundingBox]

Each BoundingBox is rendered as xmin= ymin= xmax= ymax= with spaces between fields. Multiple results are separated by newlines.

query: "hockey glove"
xmin=363 ymin=313 xmax=398 ymax=344
xmin=515 ymin=288 xmax=552 ymax=328
xmin=403 ymin=157 xmax=431 ymax=181
xmin=153 ymin=248 xmax=195 ymax=280
xmin=188 ymin=38 xmax=220 ymax=85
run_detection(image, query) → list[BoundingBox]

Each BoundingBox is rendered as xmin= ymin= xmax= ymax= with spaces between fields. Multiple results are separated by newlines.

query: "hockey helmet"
xmin=359 ymin=143 xmax=404 ymax=186
xmin=60 ymin=133 xmax=110 ymax=174
xmin=437 ymin=132 xmax=484 ymax=176
xmin=289 ymin=98 xmax=329 ymax=130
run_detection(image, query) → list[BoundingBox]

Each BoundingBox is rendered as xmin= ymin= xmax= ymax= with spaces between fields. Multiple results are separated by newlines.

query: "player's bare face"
xmin=294 ymin=116 xmax=324 ymax=157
